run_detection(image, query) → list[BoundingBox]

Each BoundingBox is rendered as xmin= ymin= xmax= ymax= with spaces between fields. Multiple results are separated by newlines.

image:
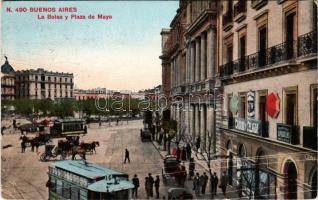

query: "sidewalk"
xmin=152 ymin=140 xmax=240 ymax=199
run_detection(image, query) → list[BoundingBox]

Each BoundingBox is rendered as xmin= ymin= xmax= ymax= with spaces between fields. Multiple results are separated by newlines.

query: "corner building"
xmin=218 ymin=0 xmax=317 ymax=199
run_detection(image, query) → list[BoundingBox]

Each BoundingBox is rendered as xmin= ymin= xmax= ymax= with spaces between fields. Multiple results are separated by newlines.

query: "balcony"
xmin=251 ymin=0 xmax=268 ymax=10
xmin=220 ymin=30 xmax=317 ymax=79
xmin=222 ymin=11 xmax=233 ymax=31
xmin=233 ymin=0 xmax=246 ymax=22
xmin=277 ymin=123 xmax=299 ymax=145
xmin=298 ymin=30 xmax=317 ymax=58
xmin=220 ymin=61 xmax=234 ymax=78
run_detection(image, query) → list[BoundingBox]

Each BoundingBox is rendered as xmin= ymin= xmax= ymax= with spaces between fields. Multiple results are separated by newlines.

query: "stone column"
xmin=200 ymin=104 xmax=206 ymax=149
xmin=186 ymin=44 xmax=190 ymax=84
xmin=195 ymin=104 xmax=200 ymax=140
xmin=201 ymin=32 xmax=207 ymax=81
xmin=191 ymin=42 xmax=195 ymax=83
xmin=191 ymin=104 xmax=196 ymax=139
xmin=207 ymin=27 xmax=216 ymax=79
xmin=195 ymin=38 xmax=201 ymax=82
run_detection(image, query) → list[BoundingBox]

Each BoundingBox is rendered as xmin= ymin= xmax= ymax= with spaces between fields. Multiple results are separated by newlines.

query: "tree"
xmin=200 ymin=131 xmax=215 ymax=199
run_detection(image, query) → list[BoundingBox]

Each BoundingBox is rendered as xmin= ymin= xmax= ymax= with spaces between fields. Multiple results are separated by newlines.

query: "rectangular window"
xmin=56 ymin=180 xmax=62 ymax=196
xmin=258 ymin=26 xmax=267 ymax=67
xmin=259 ymin=90 xmax=268 ymax=137
xmin=240 ymin=94 xmax=246 ymax=118
xmin=71 ymin=187 xmax=79 ymax=200
xmin=62 ymin=183 xmax=71 ymax=199
xmin=79 ymin=189 xmax=87 ymax=200
xmin=284 ymin=87 xmax=298 ymax=125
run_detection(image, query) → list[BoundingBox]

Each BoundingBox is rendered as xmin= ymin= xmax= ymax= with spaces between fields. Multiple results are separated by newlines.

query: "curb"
xmin=151 ymin=141 xmax=165 ymax=159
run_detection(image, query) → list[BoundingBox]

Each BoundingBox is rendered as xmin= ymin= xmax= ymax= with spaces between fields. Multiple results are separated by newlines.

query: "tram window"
xmin=71 ymin=187 xmax=79 ymax=200
xmin=63 ymin=183 xmax=71 ymax=199
xmin=56 ymin=180 xmax=63 ymax=196
xmin=50 ymin=178 xmax=56 ymax=193
xmin=80 ymin=189 xmax=87 ymax=200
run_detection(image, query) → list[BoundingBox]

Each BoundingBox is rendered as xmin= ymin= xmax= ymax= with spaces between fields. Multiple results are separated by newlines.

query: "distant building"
xmin=47 ymin=160 xmax=134 ymax=199
xmin=74 ymin=88 xmax=111 ymax=100
xmin=1 ymin=56 xmax=15 ymax=100
xmin=15 ymin=68 xmax=74 ymax=100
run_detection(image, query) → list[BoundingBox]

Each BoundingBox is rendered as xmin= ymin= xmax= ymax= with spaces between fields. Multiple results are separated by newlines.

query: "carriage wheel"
xmin=40 ymin=154 xmax=47 ymax=161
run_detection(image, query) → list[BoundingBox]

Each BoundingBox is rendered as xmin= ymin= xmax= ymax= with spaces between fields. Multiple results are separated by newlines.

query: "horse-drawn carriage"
xmin=40 ymin=144 xmax=67 ymax=161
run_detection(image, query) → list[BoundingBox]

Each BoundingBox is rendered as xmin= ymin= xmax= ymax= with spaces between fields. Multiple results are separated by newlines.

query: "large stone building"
xmin=1 ymin=57 xmax=15 ymax=100
xmin=218 ymin=0 xmax=317 ymax=199
xmin=161 ymin=0 xmax=317 ymax=199
xmin=160 ymin=0 xmax=222 ymax=173
xmin=15 ymin=68 xmax=74 ymax=100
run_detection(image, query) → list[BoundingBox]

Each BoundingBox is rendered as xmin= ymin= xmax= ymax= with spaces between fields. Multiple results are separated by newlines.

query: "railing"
xmin=298 ymin=30 xmax=317 ymax=57
xmin=220 ymin=61 xmax=234 ymax=77
xmin=233 ymin=0 xmax=247 ymax=18
xmin=219 ymin=31 xmax=317 ymax=78
xmin=222 ymin=11 xmax=233 ymax=27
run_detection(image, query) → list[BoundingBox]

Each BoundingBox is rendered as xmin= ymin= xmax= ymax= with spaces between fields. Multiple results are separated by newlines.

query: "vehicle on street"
xmin=162 ymin=155 xmax=181 ymax=184
xmin=18 ymin=123 xmax=44 ymax=134
xmin=167 ymin=188 xmax=193 ymax=199
xmin=50 ymin=118 xmax=87 ymax=137
xmin=140 ymin=128 xmax=152 ymax=142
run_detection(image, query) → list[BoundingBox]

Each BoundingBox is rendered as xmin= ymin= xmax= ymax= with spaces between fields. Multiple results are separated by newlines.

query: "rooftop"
xmin=53 ymin=160 xmax=124 ymax=180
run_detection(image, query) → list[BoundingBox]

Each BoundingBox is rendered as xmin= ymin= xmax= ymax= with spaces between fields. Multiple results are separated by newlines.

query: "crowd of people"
xmin=131 ymin=173 xmax=161 ymax=199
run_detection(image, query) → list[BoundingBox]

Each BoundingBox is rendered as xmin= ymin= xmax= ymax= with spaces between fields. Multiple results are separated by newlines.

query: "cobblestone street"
xmin=1 ymin=120 xmax=175 ymax=199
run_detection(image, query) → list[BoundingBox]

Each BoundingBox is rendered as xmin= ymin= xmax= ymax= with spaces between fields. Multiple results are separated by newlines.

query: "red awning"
xmin=266 ymin=92 xmax=280 ymax=118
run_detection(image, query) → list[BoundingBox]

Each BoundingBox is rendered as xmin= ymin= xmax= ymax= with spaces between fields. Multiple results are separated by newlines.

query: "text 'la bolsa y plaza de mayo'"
xmin=8 ymin=6 xmax=112 ymax=20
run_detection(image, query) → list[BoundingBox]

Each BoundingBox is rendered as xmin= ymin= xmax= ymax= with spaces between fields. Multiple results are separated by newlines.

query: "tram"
xmin=47 ymin=160 xmax=134 ymax=199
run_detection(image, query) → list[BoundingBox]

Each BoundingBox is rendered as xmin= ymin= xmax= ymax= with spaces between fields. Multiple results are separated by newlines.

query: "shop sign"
xmin=49 ymin=167 xmax=88 ymax=187
xmin=277 ymin=123 xmax=292 ymax=144
xmin=235 ymin=118 xmax=262 ymax=135
xmin=247 ymin=91 xmax=255 ymax=118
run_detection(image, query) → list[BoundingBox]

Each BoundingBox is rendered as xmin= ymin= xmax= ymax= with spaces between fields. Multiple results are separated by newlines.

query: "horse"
xmin=79 ymin=141 xmax=99 ymax=154
xmin=57 ymin=140 xmax=72 ymax=153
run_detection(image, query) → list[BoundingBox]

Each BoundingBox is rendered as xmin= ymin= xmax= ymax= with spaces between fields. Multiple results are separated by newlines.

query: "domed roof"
xmin=1 ymin=56 xmax=15 ymax=74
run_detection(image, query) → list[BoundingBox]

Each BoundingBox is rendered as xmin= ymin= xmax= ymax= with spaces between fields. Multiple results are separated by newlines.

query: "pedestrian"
xmin=176 ymin=146 xmax=180 ymax=161
xmin=132 ymin=174 xmax=139 ymax=198
xmin=189 ymin=157 xmax=195 ymax=180
xmin=148 ymin=173 xmax=154 ymax=197
xmin=220 ymin=171 xmax=228 ymax=196
xmin=13 ymin=119 xmax=17 ymax=131
xmin=154 ymin=175 xmax=160 ymax=199
xmin=201 ymin=172 xmax=209 ymax=195
xmin=35 ymin=140 xmax=39 ymax=153
xmin=21 ymin=140 xmax=26 ymax=153
xmin=116 ymin=119 xmax=119 ymax=126
xmin=145 ymin=177 xmax=150 ymax=199
xmin=194 ymin=173 xmax=201 ymax=197
xmin=124 ymin=149 xmax=130 ymax=163
xmin=186 ymin=143 xmax=191 ymax=160
xmin=212 ymin=172 xmax=219 ymax=196
xmin=196 ymin=136 xmax=201 ymax=153
xmin=182 ymin=146 xmax=187 ymax=161
xmin=1 ymin=126 xmax=5 ymax=136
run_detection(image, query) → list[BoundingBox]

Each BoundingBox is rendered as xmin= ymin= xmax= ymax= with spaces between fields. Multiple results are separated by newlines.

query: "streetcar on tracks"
xmin=50 ymin=118 xmax=87 ymax=138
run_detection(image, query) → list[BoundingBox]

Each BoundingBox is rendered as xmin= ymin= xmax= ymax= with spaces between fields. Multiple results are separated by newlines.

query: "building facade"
xmin=1 ymin=57 xmax=15 ymax=100
xmin=15 ymin=68 xmax=74 ymax=100
xmin=218 ymin=0 xmax=317 ymax=199
xmin=162 ymin=0 xmax=317 ymax=199
xmin=161 ymin=1 xmax=221 ymax=162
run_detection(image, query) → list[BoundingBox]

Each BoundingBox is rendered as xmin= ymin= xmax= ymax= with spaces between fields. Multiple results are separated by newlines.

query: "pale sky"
xmin=1 ymin=1 xmax=178 ymax=91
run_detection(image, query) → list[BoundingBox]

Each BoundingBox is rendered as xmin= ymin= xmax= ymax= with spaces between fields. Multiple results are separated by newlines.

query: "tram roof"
xmin=53 ymin=160 xmax=125 ymax=180
xmin=88 ymin=179 xmax=134 ymax=193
